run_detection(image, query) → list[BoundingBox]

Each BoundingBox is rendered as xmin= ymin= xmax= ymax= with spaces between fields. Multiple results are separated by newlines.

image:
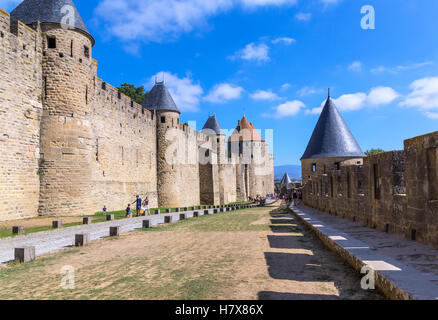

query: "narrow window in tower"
xmin=121 ymin=146 xmax=124 ymax=165
xmin=102 ymin=82 xmax=106 ymax=90
xmin=70 ymin=40 xmax=73 ymax=57
xmin=84 ymin=46 xmax=90 ymax=58
xmin=48 ymin=37 xmax=56 ymax=49
xmin=312 ymin=163 xmax=316 ymax=172
xmin=347 ymin=171 xmax=351 ymax=198
xmin=85 ymin=85 xmax=88 ymax=104
xmin=161 ymin=116 xmax=166 ymax=124
xmin=118 ymin=91 xmax=121 ymax=99
xmin=96 ymin=138 xmax=99 ymax=162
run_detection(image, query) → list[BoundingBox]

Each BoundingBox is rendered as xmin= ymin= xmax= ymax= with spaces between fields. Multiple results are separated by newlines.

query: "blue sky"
xmin=3 ymin=0 xmax=438 ymax=165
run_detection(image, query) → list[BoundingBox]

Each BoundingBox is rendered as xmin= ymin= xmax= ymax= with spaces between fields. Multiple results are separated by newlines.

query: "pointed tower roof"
xmin=202 ymin=115 xmax=224 ymax=136
xmin=301 ymin=92 xmax=365 ymax=160
xmin=142 ymin=81 xmax=180 ymax=114
xmin=280 ymin=173 xmax=292 ymax=186
xmin=11 ymin=0 xmax=93 ymax=44
xmin=228 ymin=116 xmax=265 ymax=143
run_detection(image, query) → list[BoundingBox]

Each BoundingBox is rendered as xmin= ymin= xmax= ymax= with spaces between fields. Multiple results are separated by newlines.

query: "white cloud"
xmin=0 ymin=0 xmax=20 ymax=11
xmin=94 ymin=0 xmax=298 ymax=42
xmin=250 ymin=90 xmax=280 ymax=101
xmin=263 ymin=100 xmax=306 ymax=118
xmin=307 ymin=86 xmax=399 ymax=114
xmin=272 ymin=37 xmax=296 ymax=45
xmin=348 ymin=61 xmax=362 ymax=72
xmin=371 ymin=62 xmax=433 ymax=74
xmin=204 ymin=83 xmax=244 ymax=103
xmin=148 ymin=72 xmax=203 ymax=112
xmin=295 ymin=12 xmax=312 ymax=21
xmin=368 ymin=86 xmax=399 ymax=106
xmin=297 ymin=87 xmax=324 ymax=97
xmin=320 ymin=0 xmax=341 ymax=6
xmin=230 ymin=42 xmax=270 ymax=62
xmin=425 ymin=112 xmax=438 ymax=120
xmin=400 ymin=77 xmax=438 ymax=110
xmin=281 ymin=83 xmax=292 ymax=91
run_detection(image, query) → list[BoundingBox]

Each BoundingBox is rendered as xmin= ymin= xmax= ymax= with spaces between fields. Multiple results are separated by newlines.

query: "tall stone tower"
xmin=11 ymin=0 xmax=96 ymax=216
xmin=301 ymin=91 xmax=365 ymax=187
xmin=229 ymin=116 xmax=270 ymax=199
xmin=142 ymin=80 xmax=181 ymax=208
xmin=201 ymin=115 xmax=225 ymax=205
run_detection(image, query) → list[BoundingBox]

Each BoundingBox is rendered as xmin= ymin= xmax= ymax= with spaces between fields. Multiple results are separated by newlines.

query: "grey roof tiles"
xmin=301 ymin=95 xmax=365 ymax=160
xmin=10 ymin=0 xmax=90 ymax=36
xmin=280 ymin=173 xmax=292 ymax=186
xmin=142 ymin=81 xmax=180 ymax=114
xmin=202 ymin=115 xmax=224 ymax=136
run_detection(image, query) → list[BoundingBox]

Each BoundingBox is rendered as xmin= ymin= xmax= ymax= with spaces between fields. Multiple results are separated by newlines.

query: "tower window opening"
xmin=118 ymin=91 xmax=121 ymax=99
xmin=102 ymin=82 xmax=106 ymax=90
xmin=70 ymin=40 xmax=73 ymax=57
xmin=161 ymin=116 xmax=166 ymax=124
xmin=48 ymin=37 xmax=56 ymax=49
xmin=84 ymin=46 xmax=90 ymax=58
xmin=312 ymin=163 xmax=316 ymax=172
xmin=335 ymin=162 xmax=341 ymax=170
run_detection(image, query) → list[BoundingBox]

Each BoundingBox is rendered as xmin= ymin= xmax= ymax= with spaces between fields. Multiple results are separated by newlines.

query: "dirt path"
xmin=0 ymin=202 xmax=384 ymax=300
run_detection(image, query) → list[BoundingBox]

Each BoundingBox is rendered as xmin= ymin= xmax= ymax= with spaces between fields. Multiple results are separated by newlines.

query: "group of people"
xmin=102 ymin=195 xmax=151 ymax=218
xmin=283 ymin=189 xmax=303 ymax=207
xmin=127 ymin=195 xmax=151 ymax=217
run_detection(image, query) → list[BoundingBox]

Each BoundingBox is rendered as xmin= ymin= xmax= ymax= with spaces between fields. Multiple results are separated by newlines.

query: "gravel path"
xmin=0 ymin=204 xmax=264 ymax=265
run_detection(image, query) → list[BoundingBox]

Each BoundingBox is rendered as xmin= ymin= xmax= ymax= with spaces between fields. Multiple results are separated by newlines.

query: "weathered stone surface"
xmin=52 ymin=220 xmax=62 ymax=229
xmin=15 ymin=246 xmax=35 ymax=263
xmin=164 ymin=216 xmax=173 ymax=223
xmin=109 ymin=226 xmax=121 ymax=237
xmin=12 ymin=226 xmax=25 ymax=235
xmin=75 ymin=233 xmax=90 ymax=246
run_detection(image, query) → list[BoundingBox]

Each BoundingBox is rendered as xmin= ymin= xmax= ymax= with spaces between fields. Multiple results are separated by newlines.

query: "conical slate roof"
xmin=142 ymin=81 xmax=180 ymax=114
xmin=202 ymin=115 xmax=224 ymax=136
xmin=280 ymin=173 xmax=292 ymax=186
xmin=301 ymin=95 xmax=365 ymax=160
xmin=11 ymin=0 xmax=92 ymax=40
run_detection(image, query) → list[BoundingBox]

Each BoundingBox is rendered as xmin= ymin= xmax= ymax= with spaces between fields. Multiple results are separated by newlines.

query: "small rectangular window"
xmin=48 ymin=37 xmax=56 ymax=49
xmin=335 ymin=162 xmax=340 ymax=170
xmin=102 ymin=82 xmax=106 ymax=90
xmin=312 ymin=163 xmax=316 ymax=172
xmin=161 ymin=116 xmax=166 ymax=124
xmin=84 ymin=46 xmax=90 ymax=58
xmin=118 ymin=91 xmax=121 ymax=99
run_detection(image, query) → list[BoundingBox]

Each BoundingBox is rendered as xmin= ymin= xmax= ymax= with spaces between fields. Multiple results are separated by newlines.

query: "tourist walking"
xmin=293 ymin=190 xmax=298 ymax=206
xmin=298 ymin=191 xmax=303 ymax=206
xmin=132 ymin=195 xmax=142 ymax=217
xmin=126 ymin=204 xmax=132 ymax=218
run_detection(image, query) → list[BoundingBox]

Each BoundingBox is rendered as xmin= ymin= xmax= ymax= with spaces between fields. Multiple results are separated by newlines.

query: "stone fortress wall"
xmin=302 ymin=131 xmax=438 ymax=248
xmin=0 ymin=7 xmax=274 ymax=221
xmin=0 ymin=9 xmax=42 ymax=221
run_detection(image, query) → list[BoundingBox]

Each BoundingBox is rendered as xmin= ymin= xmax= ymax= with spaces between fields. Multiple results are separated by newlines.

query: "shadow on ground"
xmin=258 ymin=204 xmax=382 ymax=301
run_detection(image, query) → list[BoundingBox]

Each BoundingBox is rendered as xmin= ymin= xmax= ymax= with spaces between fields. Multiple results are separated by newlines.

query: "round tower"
xmin=12 ymin=0 xmax=96 ymax=215
xmin=142 ymin=81 xmax=181 ymax=208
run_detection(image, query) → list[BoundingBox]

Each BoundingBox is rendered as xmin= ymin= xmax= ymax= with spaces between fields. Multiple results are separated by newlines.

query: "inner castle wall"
xmin=302 ymin=131 xmax=438 ymax=248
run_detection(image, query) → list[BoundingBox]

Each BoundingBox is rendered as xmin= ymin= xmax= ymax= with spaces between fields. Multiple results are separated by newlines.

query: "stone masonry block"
xmin=15 ymin=247 xmax=35 ymax=263
xmin=52 ymin=220 xmax=63 ymax=229
xmin=83 ymin=217 xmax=92 ymax=225
xmin=12 ymin=226 xmax=25 ymax=235
xmin=75 ymin=234 xmax=90 ymax=247
xmin=110 ymin=226 xmax=121 ymax=237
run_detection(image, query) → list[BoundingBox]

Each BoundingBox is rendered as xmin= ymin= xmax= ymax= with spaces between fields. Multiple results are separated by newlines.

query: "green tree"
xmin=118 ymin=83 xmax=148 ymax=104
xmin=365 ymin=149 xmax=385 ymax=156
